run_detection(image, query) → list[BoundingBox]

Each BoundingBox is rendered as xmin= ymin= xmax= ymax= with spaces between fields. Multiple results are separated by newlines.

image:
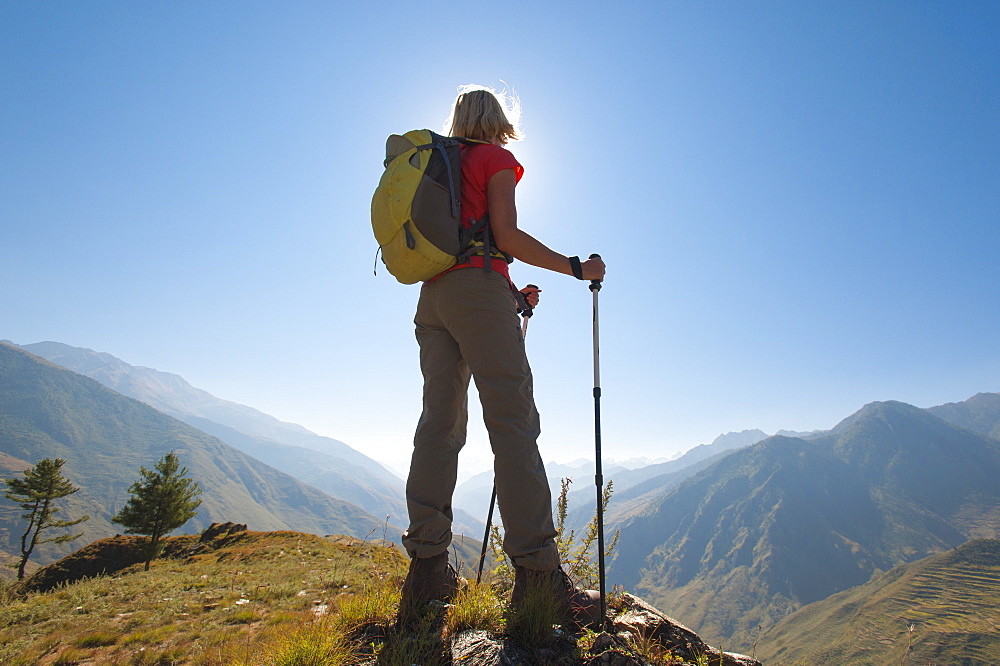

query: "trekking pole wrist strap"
xmin=569 ymin=256 xmax=584 ymax=280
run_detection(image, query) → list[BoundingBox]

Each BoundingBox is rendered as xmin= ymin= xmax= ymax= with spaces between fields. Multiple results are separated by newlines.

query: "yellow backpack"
xmin=371 ymin=130 xmax=495 ymax=284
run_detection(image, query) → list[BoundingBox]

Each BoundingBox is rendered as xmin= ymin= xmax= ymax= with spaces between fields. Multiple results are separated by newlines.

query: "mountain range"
xmin=11 ymin=341 xmax=484 ymax=539
xmin=0 ymin=342 xmax=387 ymax=564
xmin=607 ymin=397 xmax=1000 ymax=650
xmin=454 ymin=429 xmax=772 ymax=529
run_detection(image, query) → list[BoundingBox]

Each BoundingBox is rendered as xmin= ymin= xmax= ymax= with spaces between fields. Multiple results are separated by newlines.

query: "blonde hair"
xmin=446 ymin=84 xmax=522 ymax=144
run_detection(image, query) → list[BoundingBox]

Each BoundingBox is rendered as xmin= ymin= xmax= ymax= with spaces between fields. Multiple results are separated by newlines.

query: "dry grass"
xmin=0 ymin=531 xmax=408 ymax=665
xmin=0 ymin=482 xmax=710 ymax=665
xmin=445 ymin=579 xmax=504 ymax=635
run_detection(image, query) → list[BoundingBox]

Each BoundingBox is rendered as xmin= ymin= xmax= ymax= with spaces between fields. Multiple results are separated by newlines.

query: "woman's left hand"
xmin=520 ymin=285 xmax=541 ymax=308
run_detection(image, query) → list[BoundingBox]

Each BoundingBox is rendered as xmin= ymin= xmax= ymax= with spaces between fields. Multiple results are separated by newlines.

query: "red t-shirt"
xmin=459 ymin=143 xmax=524 ymax=229
xmin=427 ymin=143 xmax=523 ymax=283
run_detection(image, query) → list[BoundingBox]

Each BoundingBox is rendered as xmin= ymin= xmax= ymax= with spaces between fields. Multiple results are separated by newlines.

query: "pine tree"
xmin=3 ymin=458 xmax=90 ymax=580
xmin=112 ymin=452 xmax=202 ymax=571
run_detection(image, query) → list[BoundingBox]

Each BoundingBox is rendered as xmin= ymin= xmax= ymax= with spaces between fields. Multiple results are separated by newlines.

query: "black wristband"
xmin=569 ymin=255 xmax=584 ymax=280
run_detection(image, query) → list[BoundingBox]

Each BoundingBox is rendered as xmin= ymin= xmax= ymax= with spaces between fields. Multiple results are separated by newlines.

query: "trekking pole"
xmin=476 ymin=485 xmax=497 ymax=583
xmin=476 ymin=285 xmax=538 ymax=584
xmin=588 ymin=254 xmax=608 ymax=627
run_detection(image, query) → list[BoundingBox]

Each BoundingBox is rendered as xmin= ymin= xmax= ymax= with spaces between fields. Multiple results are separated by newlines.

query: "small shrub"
xmin=488 ymin=478 xmax=620 ymax=597
xmin=555 ymin=478 xmax=620 ymax=589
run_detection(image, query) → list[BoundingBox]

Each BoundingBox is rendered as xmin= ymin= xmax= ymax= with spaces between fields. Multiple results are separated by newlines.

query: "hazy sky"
xmin=3 ymin=2 xmax=998 ymax=478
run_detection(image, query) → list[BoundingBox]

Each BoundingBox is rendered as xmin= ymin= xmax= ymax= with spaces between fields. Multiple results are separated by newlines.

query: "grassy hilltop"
xmin=0 ymin=525 xmax=755 ymax=666
xmin=1 ymin=527 xmax=410 ymax=665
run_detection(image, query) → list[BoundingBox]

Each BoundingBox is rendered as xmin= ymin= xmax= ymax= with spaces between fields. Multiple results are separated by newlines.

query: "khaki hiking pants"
xmin=403 ymin=267 xmax=561 ymax=571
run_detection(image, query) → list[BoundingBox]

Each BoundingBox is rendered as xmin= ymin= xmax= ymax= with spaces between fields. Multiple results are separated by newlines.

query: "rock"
xmin=450 ymin=630 xmax=534 ymax=665
xmin=721 ymin=652 xmax=764 ymax=666
xmin=612 ymin=594 xmax=761 ymax=666
xmin=590 ymin=632 xmax=619 ymax=654
xmin=199 ymin=522 xmax=248 ymax=542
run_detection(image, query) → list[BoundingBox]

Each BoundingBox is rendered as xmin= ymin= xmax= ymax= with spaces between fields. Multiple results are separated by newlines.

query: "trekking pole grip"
xmin=588 ymin=254 xmax=602 ymax=292
xmin=521 ymin=284 xmax=538 ymax=318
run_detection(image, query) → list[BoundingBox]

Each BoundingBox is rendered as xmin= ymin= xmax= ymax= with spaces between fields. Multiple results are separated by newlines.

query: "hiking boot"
xmin=398 ymin=551 xmax=462 ymax=619
xmin=511 ymin=565 xmax=603 ymax=628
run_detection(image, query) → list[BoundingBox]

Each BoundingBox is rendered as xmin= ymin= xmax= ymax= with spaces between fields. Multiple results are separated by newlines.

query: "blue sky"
xmin=3 ymin=2 xmax=998 ymax=477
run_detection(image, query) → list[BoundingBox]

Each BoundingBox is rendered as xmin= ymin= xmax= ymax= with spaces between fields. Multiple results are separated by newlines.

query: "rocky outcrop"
xmin=19 ymin=524 xmax=251 ymax=593
xmin=613 ymin=594 xmax=759 ymax=666
xmin=450 ymin=630 xmax=541 ymax=664
xmin=199 ymin=521 xmax=247 ymax=541
xmin=446 ymin=593 xmax=762 ymax=665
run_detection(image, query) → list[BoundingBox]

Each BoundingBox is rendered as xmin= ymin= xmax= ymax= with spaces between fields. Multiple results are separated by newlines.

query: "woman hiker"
xmin=399 ymin=86 xmax=606 ymax=626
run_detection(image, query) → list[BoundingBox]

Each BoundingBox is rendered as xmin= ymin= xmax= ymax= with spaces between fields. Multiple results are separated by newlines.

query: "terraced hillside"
xmin=758 ymin=539 xmax=1000 ymax=664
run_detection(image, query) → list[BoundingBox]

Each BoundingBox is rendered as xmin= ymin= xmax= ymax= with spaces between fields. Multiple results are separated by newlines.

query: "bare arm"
xmin=487 ymin=169 xmax=605 ymax=280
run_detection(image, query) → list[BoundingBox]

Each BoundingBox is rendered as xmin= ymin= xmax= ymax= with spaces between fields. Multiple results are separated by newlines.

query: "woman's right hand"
xmin=581 ymin=256 xmax=606 ymax=281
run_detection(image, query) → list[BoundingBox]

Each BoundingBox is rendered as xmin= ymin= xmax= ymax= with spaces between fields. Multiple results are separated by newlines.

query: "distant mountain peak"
xmin=830 ymin=399 xmax=931 ymax=435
